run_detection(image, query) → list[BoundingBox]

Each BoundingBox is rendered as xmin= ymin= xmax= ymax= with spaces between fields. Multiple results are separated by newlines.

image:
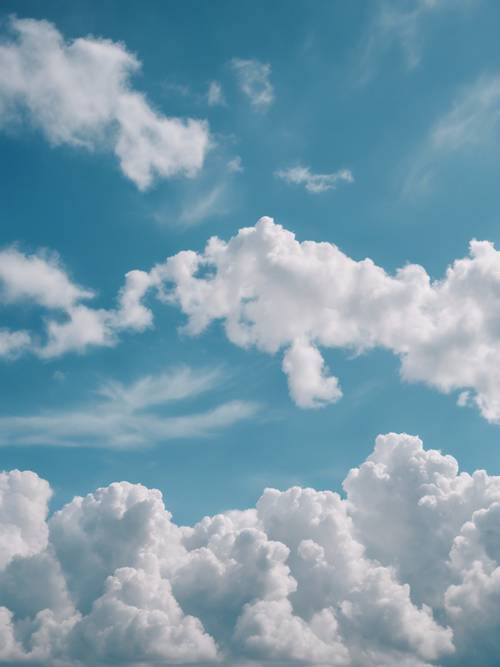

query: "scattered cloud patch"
xmin=0 ymin=246 xmax=152 ymax=358
xmin=230 ymin=58 xmax=274 ymax=110
xmin=0 ymin=367 xmax=257 ymax=449
xmin=275 ymin=165 xmax=354 ymax=194
xmin=4 ymin=433 xmax=500 ymax=664
xmin=0 ymin=17 xmax=210 ymax=189
xmin=227 ymin=155 xmax=244 ymax=173
xmin=207 ymin=80 xmax=225 ymax=107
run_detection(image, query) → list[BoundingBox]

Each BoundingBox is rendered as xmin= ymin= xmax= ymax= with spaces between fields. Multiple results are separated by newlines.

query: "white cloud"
xmin=230 ymin=58 xmax=274 ymax=110
xmin=0 ymin=367 xmax=257 ymax=449
xmin=0 ymin=329 xmax=31 ymax=359
xmin=0 ymin=17 xmax=210 ymax=189
xmin=275 ymin=165 xmax=354 ymax=194
xmin=0 ymin=246 xmax=153 ymax=359
xmin=0 ymin=470 xmax=51 ymax=569
xmin=73 ymin=567 xmax=219 ymax=664
xmin=207 ymin=80 xmax=225 ymax=106
xmin=9 ymin=218 xmax=500 ymax=425
xmin=0 ymin=247 xmax=92 ymax=308
xmin=6 ymin=433 xmax=500 ymax=664
xmin=136 ymin=217 xmax=500 ymax=423
xmin=282 ymin=339 xmax=343 ymax=408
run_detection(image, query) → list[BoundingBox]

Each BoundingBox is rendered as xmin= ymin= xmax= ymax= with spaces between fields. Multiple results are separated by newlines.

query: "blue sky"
xmin=4 ymin=2 xmax=500 ymax=666
xmin=2 ymin=0 xmax=500 ymax=526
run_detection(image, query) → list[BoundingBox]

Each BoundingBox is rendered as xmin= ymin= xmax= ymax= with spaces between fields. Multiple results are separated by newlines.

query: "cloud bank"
xmin=2 ymin=433 xmax=500 ymax=665
xmin=0 ymin=17 xmax=210 ymax=189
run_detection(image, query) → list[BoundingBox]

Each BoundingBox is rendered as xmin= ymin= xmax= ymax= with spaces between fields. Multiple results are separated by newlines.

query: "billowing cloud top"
xmin=1 ymin=433 xmax=500 ymax=665
xmin=0 ymin=17 xmax=210 ymax=189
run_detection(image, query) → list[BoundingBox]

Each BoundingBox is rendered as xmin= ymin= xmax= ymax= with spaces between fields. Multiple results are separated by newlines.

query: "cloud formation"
xmin=0 ymin=17 xmax=210 ymax=189
xmin=0 ymin=367 xmax=257 ymax=449
xmin=0 ymin=246 xmax=151 ymax=358
xmin=230 ymin=58 xmax=274 ymax=110
xmin=2 ymin=433 xmax=500 ymax=665
xmin=275 ymin=165 xmax=354 ymax=194
xmin=7 ymin=218 xmax=500 ymax=424
xmin=136 ymin=217 xmax=500 ymax=422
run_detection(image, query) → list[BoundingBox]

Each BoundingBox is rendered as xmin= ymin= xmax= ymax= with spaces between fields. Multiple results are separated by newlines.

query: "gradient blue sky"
xmin=2 ymin=0 xmax=500 ymax=526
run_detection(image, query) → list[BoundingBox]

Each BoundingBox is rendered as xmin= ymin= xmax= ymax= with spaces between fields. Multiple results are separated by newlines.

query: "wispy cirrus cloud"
xmin=0 ymin=245 xmax=152 ymax=359
xmin=0 ymin=366 xmax=258 ymax=449
xmin=404 ymin=73 xmax=500 ymax=195
xmin=275 ymin=165 xmax=354 ymax=194
xmin=359 ymin=0 xmax=477 ymax=80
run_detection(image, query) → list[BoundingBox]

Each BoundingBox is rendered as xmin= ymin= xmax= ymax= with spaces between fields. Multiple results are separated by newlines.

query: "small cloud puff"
xmin=230 ymin=58 xmax=274 ymax=110
xmin=275 ymin=165 xmax=354 ymax=193
xmin=207 ymin=80 xmax=225 ymax=107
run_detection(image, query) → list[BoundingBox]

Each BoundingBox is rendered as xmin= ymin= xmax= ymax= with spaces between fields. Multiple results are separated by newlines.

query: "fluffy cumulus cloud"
xmin=124 ymin=216 xmax=500 ymax=423
xmin=230 ymin=58 xmax=274 ymax=110
xmin=3 ymin=433 xmax=500 ymax=665
xmin=8 ymin=217 xmax=500 ymax=424
xmin=275 ymin=165 xmax=354 ymax=194
xmin=0 ymin=246 xmax=151 ymax=358
xmin=0 ymin=17 xmax=210 ymax=189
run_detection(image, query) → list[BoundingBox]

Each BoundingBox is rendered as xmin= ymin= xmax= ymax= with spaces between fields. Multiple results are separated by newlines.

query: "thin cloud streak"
xmin=0 ymin=367 xmax=258 ymax=449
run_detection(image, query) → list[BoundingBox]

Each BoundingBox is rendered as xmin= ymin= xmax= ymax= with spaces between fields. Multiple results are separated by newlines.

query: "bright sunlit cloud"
xmin=0 ymin=17 xmax=211 ymax=189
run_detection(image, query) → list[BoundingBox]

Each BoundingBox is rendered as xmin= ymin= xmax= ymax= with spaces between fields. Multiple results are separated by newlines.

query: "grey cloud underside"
xmin=4 ymin=217 xmax=500 ymax=424
xmin=2 ymin=433 xmax=500 ymax=665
